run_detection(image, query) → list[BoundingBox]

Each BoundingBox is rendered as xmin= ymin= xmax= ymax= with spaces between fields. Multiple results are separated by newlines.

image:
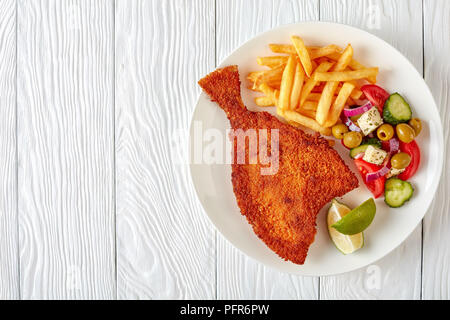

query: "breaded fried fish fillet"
xmin=198 ymin=66 xmax=358 ymax=264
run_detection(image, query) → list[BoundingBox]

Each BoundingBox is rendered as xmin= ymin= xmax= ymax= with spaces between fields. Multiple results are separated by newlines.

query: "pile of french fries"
xmin=247 ymin=35 xmax=379 ymax=136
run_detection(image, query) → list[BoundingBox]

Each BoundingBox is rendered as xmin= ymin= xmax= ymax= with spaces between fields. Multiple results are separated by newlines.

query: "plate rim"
xmin=188 ymin=21 xmax=444 ymax=276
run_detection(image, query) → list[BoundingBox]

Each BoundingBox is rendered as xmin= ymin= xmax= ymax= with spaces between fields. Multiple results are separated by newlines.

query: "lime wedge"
xmin=327 ymin=199 xmax=364 ymax=254
xmin=331 ymin=198 xmax=376 ymax=235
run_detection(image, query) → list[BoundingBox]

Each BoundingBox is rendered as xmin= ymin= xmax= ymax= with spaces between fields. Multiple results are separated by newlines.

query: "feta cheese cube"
xmin=363 ymin=145 xmax=388 ymax=165
xmin=357 ymin=107 xmax=383 ymax=136
xmin=386 ymin=167 xmax=405 ymax=178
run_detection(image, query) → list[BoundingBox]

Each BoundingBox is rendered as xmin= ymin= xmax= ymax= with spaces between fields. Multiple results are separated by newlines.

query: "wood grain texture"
xmin=115 ymin=0 xmax=216 ymax=299
xmin=17 ymin=0 xmax=115 ymax=299
xmin=216 ymin=0 xmax=319 ymax=300
xmin=0 ymin=0 xmax=18 ymax=300
xmin=422 ymin=0 xmax=450 ymax=300
xmin=319 ymin=0 xmax=423 ymax=299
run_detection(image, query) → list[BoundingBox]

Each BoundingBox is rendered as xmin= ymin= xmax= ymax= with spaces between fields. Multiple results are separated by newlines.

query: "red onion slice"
xmin=343 ymin=101 xmax=373 ymax=117
xmin=389 ymin=137 xmax=399 ymax=153
xmin=366 ymin=155 xmax=391 ymax=183
xmin=343 ymin=115 xmax=361 ymax=132
xmin=354 ymin=152 xmax=364 ymax=159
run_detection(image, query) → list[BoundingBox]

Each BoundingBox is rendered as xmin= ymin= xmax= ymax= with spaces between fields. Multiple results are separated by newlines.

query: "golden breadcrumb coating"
xmin=198 ymin=66 xmax=358 ymax=264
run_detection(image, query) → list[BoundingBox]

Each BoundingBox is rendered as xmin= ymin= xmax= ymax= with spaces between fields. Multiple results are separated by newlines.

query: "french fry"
xmin=297 ymin=101 xmax=318 ymax=118
xmin=278 ymin=55 xmax=297 ymax=111
xmin=305 ymin=92 xmax=322 ymax=101
xmin=311 ymin=83 xmax=326 ymax=93
xmin=247 ymin=85 xmax=261 ymax=92
xmin=316 ymin=81 xmax=340 ymax=125
xmin=306 ymin=92 xmax=341 ymax=101
xmin=309 ymin=44 xmax=342 ymax=59
xmin=327 ymin=52 xmax=377 ymax=83
xmin=291 ymin=36 xmax=313 ymax=77
xmin=316 ymin=45 xmax=353 ymax=125
xmin=350 ymin=87 xmax=363 ymax=100
xmin=345 ymin=80 xmax=363 ymax=99
xmin=247 ymin=71 xmax=263 ymax=82
xmin=253 ymin=36 xmax=380 ymax=135
xmin=251 ymin=64 xmax=285 ymax=89
xmin=298 ymin=109 xmax=317 ymax=119
xmin=256 ymin=56 xmax=289 ymax=68
xmin=349 ymin=96 xmax=358 ymax=104
xmin=313 ymin=67 xmax=379 ymax=82
xmin=258 ymin=83 xmax=279 ymax=105
xmin=314 ymin=57 xmax=331 ymax=65
xmin=255 ymin=96 xmax=275 ymax=107
xmin=289 ymin=62 xmax=305 ymax=109
xmin=324 ymin=82 xmax=355 ymax=127
xmin=302 ymin=100 xmax=319 ymax=111
xmin=269 ymin=44 xmax=297 ymax=54
xmin=269 ymin=43 xmax=323 ymax=56
xmin=332 ymin=44 xmax=354 ymax=72
xmin=282 ymin=110 xmax=332 ymax=136
xmin=299 ymin=61 xmax=334 ymax=106
xmin=347 ymin=59 xmax=366 ymax=70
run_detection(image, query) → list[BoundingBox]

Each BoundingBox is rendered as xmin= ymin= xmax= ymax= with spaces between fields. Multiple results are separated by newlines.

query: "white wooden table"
xmin=0 ymin=0 xmax=448 ymax=300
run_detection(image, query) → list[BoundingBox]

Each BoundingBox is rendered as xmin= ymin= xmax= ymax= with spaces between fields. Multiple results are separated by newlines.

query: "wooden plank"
xmin=17 ymin=0 xmax=115 ymax=299
xmin=422 ymin=0 xmax=450 ymax=299
xmin=0 ymin=0 xmax=18 ymax=300
xmin=216 ymin=0 xmax=319 ymax=299
xmin=115 ymin=0 xmax=216 ymax=299
xmin=319 ymin=0 xmax=422 ymax=299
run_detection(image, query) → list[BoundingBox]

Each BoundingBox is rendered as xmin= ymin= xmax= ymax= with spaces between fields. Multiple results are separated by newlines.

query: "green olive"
xmin=396 ymin=123 xmax=415 ymax=143
xmin=391 ymin=152 xmax=412 ymax=169
xmin=377 ymin=124 xmax=394 ymax=141
xmin=343 ymin=131 xmax=362 ymax=149
xmin=409 ymin=118 xmax=422 ymax=137
xmin=332 ymin=123 xmax=349 ymax=139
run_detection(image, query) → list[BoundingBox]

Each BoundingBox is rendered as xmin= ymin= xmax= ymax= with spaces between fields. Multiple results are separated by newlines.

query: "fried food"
xmin=198 ymin=66 xmax=359 ymax=264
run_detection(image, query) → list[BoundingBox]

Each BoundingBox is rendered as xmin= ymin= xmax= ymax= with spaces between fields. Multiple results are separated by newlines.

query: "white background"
xmin=0 ymin=0 xmax=448 ymax=299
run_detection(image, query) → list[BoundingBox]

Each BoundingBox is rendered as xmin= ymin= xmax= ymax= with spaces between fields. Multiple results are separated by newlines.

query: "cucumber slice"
xmin=384 ymin=178 xmax=414 ymax=208
xmin=363 ymin=138 xmax=382 ymax=147
xmin=350 ymin=142 xmax=380 ymax=158
xmin=383 ymin=93 xmax=412 ymax=125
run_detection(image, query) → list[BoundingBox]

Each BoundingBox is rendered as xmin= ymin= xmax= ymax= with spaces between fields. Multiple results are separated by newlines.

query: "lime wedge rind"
xmin=331 ymin=198 xmax=376 ymax=235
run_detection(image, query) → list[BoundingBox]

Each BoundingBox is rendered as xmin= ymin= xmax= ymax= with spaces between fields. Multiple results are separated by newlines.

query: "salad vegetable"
xmin=333 ymin=84 xmax=421 ymax=207
xmin=350 ymin=141 xmax=380 ymax=159
xmin=354 ymin=159 xmax=386 ymax=199
xmin=343 ymin=131 xmax=362 ymax=149
xmin=398 ymin=140 xmax=421 ymax=181
xmin=376 ymin=124 xmax=394 ymax=141
xmin=396 ymin=123 xmax=415 ymax=143
xmin=343 ymin=101 xmax=373 ymax=117
xmin=361 ymin=84 xmax=390 ymax=113
xmin=383 ymin=93 xmax=412 ymax=125
xmin=384 ymin=178 xmax=414 ymax=208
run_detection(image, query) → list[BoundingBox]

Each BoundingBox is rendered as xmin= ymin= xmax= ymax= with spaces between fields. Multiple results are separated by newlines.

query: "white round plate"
xmin=189 ymin=22 xmax=443 ymax=276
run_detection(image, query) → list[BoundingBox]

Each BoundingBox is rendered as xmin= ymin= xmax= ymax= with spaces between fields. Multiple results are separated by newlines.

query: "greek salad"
xmin=331 ymin=84 xmax=421 ymax=208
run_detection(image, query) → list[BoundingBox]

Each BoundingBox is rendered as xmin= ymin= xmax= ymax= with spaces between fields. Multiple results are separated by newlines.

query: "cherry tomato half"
xmin=354 ymin=159 xmax=386 ymax=199
xmin=361 ymin=84 xmax=390 ymax=113
xmin=398 ymin=140 xmax=421 ymax=181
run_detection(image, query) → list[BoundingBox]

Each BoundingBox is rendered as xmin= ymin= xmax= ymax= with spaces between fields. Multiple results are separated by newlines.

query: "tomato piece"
xmin=381 ymin=140 xmax=390 ymax=152
xmin=354 ymin=159 xmax=386 ymax=198
xmin=361 ymin=84 xmax=390 ymax=113
xmin=398 ymin=140 xmax=420 ymax=180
